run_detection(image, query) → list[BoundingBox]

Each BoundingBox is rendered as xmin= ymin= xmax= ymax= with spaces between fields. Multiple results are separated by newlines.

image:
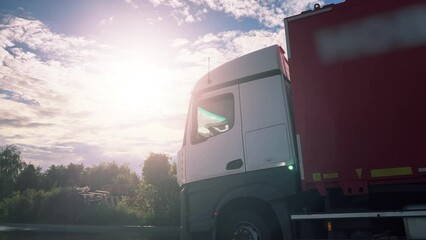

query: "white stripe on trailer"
xmin=291 ymin=210 xmax=426 ymax=220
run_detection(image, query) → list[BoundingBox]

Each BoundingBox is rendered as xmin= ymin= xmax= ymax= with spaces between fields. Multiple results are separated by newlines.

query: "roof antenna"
xmin=207 ymin=57 xmax=212 ymax=84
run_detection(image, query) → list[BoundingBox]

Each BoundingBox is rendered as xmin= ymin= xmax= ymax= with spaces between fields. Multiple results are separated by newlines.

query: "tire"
xmin=218 ymin=210 xmax=275 ymax=240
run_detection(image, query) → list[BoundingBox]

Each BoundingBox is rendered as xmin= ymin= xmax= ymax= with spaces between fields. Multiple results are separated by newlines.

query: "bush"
xmin=0 ymin=187 xmax=152 ymax=225
xmin=0 ymin=188 xmax=83 ymax=224
xmin=0 ymin=189 xmax=43 ymax=223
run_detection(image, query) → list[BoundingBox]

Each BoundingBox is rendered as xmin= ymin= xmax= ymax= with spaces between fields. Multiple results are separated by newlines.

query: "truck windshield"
xmin=193 ymin=94 xmax=234 ymax=142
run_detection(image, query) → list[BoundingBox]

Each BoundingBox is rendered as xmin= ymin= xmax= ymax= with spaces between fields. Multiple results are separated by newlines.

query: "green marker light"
xmin=288 ymin=165 xmax=294 ymax=171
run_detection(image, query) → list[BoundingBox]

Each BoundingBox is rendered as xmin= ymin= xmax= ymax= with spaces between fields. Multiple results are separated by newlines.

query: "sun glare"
xmin=110 ymin=61 xmax=170 ymax=106
xmin=89 ymin=54 xmax=173 ymax=122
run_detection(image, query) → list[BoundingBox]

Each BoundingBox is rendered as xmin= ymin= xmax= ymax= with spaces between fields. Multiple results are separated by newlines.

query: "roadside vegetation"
xmin=0 ymin=145 xmax=180 ymax=226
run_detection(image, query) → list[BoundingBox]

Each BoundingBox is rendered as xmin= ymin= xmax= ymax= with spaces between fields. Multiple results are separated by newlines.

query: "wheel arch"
xmin=214 ymin=183 xmax=291 ymax=239
xmin=214 ymin=183 xmax=287 ymax=213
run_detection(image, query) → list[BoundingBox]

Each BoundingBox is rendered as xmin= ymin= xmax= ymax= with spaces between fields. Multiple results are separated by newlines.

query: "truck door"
xmin=185 ymin=85 xmax=245 ymax=183
xmin=239 ymin=75 xmax=295 ymax=172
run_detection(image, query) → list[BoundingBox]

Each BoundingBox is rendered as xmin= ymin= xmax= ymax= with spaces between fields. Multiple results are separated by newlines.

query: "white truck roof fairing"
xmin=192 ymin=45 xmax=287 ymax=93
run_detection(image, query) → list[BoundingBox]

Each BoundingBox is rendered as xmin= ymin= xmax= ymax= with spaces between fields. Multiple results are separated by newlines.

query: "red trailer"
xmin=286 ymin=0 xmax=426 ymax=238
xmin=286 ymin=0 xmax=426 ymax=196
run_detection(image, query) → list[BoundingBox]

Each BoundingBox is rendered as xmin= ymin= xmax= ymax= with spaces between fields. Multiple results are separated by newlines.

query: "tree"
xmin=82 ymin=162 xmax=139 ymax=191
xmin=43 ymin=164 xmax=67 ymax=189
xmin=141 ymin=153 xmax=180 ymax=225
xmin=15 ymin=164 xmax=43 ymax=192
xmin=142 ymin=153 xmax=172 ymax=188
xmin=43 ymin=163 xmax=84 ymax=189
xmin=0 ymin=145 xmax=24 ymax=199
xmin=64 ymin=163 xmax=84 ymax=186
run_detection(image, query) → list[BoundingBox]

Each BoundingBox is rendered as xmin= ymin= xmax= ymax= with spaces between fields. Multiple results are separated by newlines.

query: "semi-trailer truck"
xmin=177 ymin=0 xmax=426 ymax=239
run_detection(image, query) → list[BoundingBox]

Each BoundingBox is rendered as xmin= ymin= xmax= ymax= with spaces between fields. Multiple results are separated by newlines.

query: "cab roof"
xmin=193 ymin=45 xmax=287 ymax=94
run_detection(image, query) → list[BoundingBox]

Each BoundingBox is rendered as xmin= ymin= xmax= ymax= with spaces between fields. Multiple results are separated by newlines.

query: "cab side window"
xmin=192 ymin=94 xmax=234 ymax=144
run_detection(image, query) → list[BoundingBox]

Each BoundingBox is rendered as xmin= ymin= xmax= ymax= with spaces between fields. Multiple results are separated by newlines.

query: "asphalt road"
xmin=0 ymin=223 xmax=180 ymax=240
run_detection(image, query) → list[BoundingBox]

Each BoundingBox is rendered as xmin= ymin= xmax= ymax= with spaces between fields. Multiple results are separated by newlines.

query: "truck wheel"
xmin=218 ymin=210 xmax=276 ymax=240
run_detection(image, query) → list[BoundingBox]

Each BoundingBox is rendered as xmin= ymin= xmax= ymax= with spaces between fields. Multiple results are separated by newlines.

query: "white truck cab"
xmin=177 ymin=45 xmax=298 ymax=240
xmin=178 ymin=45 xmax=296 ymax=184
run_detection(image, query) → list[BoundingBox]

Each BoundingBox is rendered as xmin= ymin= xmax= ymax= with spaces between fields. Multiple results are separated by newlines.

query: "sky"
xmin=0 ymin=0 xmax=342 ymax=173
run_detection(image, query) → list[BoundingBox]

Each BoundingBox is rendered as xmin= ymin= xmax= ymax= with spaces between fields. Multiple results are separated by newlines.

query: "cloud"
xmin=171 ymin=38 xmax=190 ymax=47
xmin=174 ymin=29 xmax=286 ymax=69
xmin=144 ymin=0 xmax=325 ymax=28
xmin=0 ymin=14 xmax=100 ymax=67
xmin=99 ymin=16 xmax=114 ymax=25
xmin=197 ymin=0 xmax=284 ymax=27
xmin=125 ymin=0 xmax=140 ymax=9
xmin=1 ymin=15 xmax=100 ymax=143
xmin=0 ymin=87 xmax=40 ymax=106
xmin=15 ymin=141 xmax=145 ymax=172
xmin=0 ymin=117 xmax=53 ymax=128
xmin=280 ymin=0 xmax=325 ymax=17
xmin=16 ymin=142 xmax=102 ymax=168
xmin=147 ymin=0 xmax=204 ymax=25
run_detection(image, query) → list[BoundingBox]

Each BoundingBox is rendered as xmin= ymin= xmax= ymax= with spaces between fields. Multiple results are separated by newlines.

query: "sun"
xmin=89 ymin=54 xmax=173 ymax=121
xmin=109 ymin=60 xmax=170 ymax=107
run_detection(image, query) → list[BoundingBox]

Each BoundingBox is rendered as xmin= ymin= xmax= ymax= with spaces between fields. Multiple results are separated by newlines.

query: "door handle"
xmin=226 ymin=159 xmax=243 ymax=170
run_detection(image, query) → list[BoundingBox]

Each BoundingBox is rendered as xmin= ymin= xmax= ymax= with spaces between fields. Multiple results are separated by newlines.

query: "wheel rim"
xmin=232 ymin=222 xmax=261 ymax=240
